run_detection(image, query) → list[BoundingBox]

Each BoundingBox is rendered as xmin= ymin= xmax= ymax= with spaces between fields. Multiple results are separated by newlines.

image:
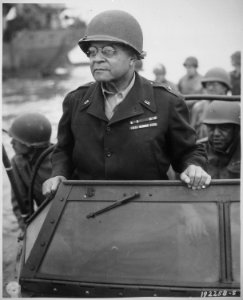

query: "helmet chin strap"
xmin=209 ymin=142 xmax=227 ymax=154
xmin=24 ymin=145 xmax=50 ymax=165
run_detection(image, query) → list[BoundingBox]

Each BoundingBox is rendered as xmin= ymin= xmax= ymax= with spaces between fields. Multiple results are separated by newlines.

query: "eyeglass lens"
xmin=87 ymin=46 xmax=116 ymax=58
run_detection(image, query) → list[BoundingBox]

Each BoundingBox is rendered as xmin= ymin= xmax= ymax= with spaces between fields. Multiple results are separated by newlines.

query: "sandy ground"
xmin=2 ymin=65 xmax=92 ymax=297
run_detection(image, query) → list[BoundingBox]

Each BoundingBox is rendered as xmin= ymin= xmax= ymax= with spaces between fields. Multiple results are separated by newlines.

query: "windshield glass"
xmin=39 ymin=201 xmax=220 ymax=285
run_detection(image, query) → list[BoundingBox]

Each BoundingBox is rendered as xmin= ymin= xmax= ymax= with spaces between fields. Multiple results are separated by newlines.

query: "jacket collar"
xmin=79 ymin=73 xmax=157 ymax=124
xmin=79 ymin=82 xmax=107 ymax=121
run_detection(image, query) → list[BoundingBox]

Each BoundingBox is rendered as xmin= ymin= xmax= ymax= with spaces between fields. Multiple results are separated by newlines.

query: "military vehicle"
xmin=2 ymin=4 xmax=86 ymax=76
xmin=18 ymin=179 xmax=240 ymax=298
xmin=4 ymin=95 xmax=241 ymax=297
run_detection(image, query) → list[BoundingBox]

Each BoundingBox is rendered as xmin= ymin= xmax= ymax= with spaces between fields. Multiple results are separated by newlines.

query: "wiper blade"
xmin=86 ymin=192 xmax=140 ymax=219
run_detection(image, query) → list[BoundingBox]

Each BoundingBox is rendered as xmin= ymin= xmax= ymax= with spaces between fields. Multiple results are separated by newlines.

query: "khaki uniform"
xmin=178 ymin=73 xmax=203 ymax=95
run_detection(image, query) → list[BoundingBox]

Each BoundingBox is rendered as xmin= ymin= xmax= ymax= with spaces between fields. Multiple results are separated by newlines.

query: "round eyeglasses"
xmin=86 ymin=46 xmax=117 ymax=58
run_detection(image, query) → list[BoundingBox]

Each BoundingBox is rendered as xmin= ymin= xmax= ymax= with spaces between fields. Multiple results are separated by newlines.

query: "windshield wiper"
xmin=86 ymin=192 xmax=140 ymax=219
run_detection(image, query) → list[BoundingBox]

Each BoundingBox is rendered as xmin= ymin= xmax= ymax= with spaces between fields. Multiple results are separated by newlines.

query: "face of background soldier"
xmin=153 ymin=68 xmax=166 ymax=83
xmin=205 ymin=81 xmax=228 ymax=95
xmin=88 ymin=42 xmax=136 ymax=89
xmin=11 ymin=139 xmax=30 ymax=155
xmin=184 ymin=65 xmax=197 ymax=78
xmin=206 ymin=124 xmax=235 ymax=152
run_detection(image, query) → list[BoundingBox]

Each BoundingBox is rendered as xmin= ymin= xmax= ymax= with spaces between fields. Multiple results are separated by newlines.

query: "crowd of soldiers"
xmin=152 ymin=51 xmax=241 ymax=96
xmin=152 ymin=52 xmax=241 ymax=178
xmin=5 ymin=9 xmax=241 ymax=233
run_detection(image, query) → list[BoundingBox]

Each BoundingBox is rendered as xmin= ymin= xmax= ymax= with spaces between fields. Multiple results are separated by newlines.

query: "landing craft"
xmin=2 ymin=3 xmax=87 ymax=77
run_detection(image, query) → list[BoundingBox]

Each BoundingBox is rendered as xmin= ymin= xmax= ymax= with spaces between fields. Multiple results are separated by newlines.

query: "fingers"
xmin=180 ymin=165 xmax=211 ymax=190
xmin=42 ymin=179 xmax=51 ymax=197
xmin=180 ymin=172 xmax=190 ymax=184
xmin=204 ymin=174 xmax=211 ymax=186
xmin=42 ymin=176 xmax=66 ymax=197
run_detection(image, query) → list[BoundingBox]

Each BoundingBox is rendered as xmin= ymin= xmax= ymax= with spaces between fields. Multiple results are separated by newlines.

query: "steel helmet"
xmin=203 ymin=101 xmax=240 ymax=126
xmin=9 ymin=113 xmax=52 ymax=147
xmin=201 ymin=67 xmax=232 ymax=90
xmin=183 ymin=56 xmax=198 ymax=68
xmin=78 ymin=10 xmax=145 ymax=59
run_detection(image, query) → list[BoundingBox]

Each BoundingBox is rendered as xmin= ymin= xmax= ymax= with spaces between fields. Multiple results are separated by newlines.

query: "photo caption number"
xmin=200 ymin=290 xmax=239 ymax=297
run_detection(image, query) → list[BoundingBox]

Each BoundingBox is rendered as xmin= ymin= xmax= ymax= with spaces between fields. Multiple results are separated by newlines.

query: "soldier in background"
xmin=190 ymin=67 xmax=231 ymax=139
xmin=177 ymin=56 xmax=203 ymax=111
xmin=153 ymin=63 xmax=177 ymax=91
xmin=199 ymin=101 xmax=240 ymax=179
xmin=9 ymin=113 xmax=52 ymax=231
xmin=177 ymin=56 xmax=203 ymax=95
xmin=229 ymin=51 xmax=241 ymax=95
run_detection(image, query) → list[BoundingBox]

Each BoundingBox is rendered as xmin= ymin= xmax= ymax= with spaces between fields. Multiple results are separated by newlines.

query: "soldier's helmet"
xmin=201 ymin=67 xmax=232 ymax=90
xmin=203 ymin=101 xmax=240 ymax=126
xmin=153 ymin=63 xmax=166 ymax=75
xmin=183 ymin=56 xmax=198 ymax=68
xmin=78 ymin=10 xmax=145 ymax=59
xmin=9 ymin=113 xmax=52 ymax=147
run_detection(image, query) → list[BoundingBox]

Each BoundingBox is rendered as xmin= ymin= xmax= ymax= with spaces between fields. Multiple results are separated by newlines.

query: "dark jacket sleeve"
xmin=168 ymin=95 xmax=208 ymax=173
xmin=34 ymin=152 xmax=53 ymax=205
xmin=11 ymin=157 xmax=29 ymax=231
xmin=51 ymin=92 xmax=75 ymax=178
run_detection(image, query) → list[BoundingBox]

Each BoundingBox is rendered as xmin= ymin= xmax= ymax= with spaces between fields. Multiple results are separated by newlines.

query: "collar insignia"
xmin=83 ymin=99 xmax=90 ymax=105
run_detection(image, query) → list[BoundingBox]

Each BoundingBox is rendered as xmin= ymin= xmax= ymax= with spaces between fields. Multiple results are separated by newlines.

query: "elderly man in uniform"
xmin=200 ymin=101 xmax=240 ymax=179
xmin=43 ymin=10 xmax=211 ymax=196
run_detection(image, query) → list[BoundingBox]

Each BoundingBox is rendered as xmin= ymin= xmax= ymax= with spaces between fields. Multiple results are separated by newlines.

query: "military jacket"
xmin=229 ymin=70 xmax=241 ymax=95
xmin=11 ymin=152 xmax=52 ymax=230
xmin=190 ymin=100 xmax=211 ymax=139
xmin=205 ymin=140 xmax=240 ymax=179
xmin=177 ymin=73 xmax=203 ymax=95
xmin=52 ymin=74 xmax=207 ymax=180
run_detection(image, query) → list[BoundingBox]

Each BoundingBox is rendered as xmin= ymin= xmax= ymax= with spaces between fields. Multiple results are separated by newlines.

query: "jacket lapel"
xmin=109 ymin=74 xmax=157 ymax=125
xmin=78 ymin=74 xmax=157 ymax=124
xmin=79 ymin=82 xmax=108 ymax=122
